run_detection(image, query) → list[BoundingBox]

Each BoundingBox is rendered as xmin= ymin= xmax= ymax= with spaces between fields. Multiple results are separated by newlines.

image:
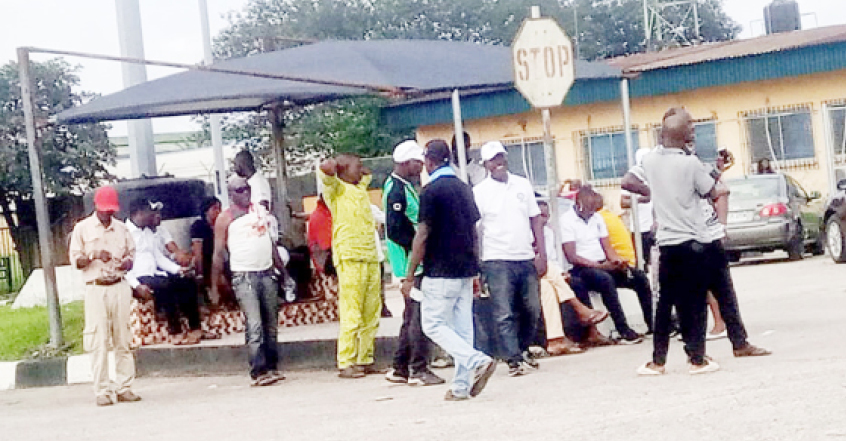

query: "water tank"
xmin=83 ymin=176 xmax=211 ymax=249
xmin=764 ymin=0 xmax=801 ymax=35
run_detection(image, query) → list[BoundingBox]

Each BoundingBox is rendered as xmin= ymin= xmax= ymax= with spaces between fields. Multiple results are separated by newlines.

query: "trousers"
xmin=336 ymin=260 xmax=381 ymax=369
xmin=653 ymin=241 xmax=709 ymax=365
xmin=83 ymin=280 xmax=135 ymax=398
xmin=539 ymin=262 xmax=576 ymax=341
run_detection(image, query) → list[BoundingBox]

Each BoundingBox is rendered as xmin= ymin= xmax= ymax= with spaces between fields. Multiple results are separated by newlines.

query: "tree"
xmin=0 ymin=59 xmax=115 ymax=276
xmin=210 ymin=0 xmax=739 ymax=168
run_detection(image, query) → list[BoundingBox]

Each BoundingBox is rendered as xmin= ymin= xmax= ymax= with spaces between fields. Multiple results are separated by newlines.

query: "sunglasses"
xmin=233 ymin=186 xmax=250 ymax=194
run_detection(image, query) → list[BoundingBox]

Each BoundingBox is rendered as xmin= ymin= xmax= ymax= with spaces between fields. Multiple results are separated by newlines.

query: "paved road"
xmin=2 ymin=255 xmax=845 ymax=441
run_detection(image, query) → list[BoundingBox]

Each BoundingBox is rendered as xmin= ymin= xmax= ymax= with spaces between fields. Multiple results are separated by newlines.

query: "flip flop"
xmin=580 ymin=310 xmax=609 ymax=326
xmin=548 ymin=345 xmax=586 ymax=356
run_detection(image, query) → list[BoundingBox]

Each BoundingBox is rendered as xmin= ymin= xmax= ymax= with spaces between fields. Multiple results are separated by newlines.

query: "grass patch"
xmin=0 ymin=301 xmax=84 ymax=361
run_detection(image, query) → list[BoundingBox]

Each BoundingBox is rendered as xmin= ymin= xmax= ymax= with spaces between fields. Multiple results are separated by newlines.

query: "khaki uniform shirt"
xmin=69 ymin=214 xmax=136 ymax=284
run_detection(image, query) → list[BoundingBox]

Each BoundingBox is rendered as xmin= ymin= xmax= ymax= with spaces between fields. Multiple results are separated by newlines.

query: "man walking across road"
xmin=623 ymin=107 xmax=726 ymax=375
xmin=383 ymin=140 xmax=445 ymax=386
xmin=212 ymin=176 xmax=287 ymax=386
xmin=402 ymin=139 xmax=496 ymax=401
xmin=473 ymin=141 xmax=547 ymax=376
xmin=69 ymin=186 xmax=138 ymax=406
xmin=319 ymin=154 xmax=383 ymax=378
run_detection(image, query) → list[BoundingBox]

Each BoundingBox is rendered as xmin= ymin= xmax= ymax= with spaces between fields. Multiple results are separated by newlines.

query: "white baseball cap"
xmin=392 ymin=140 xmax=425 ymax=163
xmin=480 ymin=141 xmax=507 ymax=162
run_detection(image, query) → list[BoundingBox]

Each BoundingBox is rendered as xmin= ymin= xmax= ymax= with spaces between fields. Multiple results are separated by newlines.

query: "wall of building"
xmin=415 ymin=68 xmax=846 ymax=213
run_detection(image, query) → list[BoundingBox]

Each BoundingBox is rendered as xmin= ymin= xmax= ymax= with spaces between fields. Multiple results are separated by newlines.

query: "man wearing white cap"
xmin=473 ymin=141 xmax=547 ymax=377
xmin=383 ymin=140 xmax=445 ymax=386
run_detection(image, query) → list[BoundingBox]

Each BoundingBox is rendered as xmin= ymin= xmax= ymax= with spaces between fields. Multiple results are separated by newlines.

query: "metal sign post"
xmin=512 ymin=6 xmax=575 ymax=267
xmin=17 ymin=48 xmax=63 ymax=347
xmin=621 ymin=78 xmax=644 ymax=270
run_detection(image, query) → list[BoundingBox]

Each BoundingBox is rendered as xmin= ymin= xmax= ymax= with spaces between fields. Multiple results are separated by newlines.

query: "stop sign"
xmin=512 ymin=17 xmax=575 ymax=108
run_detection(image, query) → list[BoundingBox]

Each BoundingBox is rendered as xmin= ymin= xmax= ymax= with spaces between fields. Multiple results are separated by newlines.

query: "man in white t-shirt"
xmin=474 ymin=141 xmax=547 ymax=376
xmin=621 ymin=149 xmax=656 ymax=270
xmin=234 ymin=150 xmax=273 ymax=211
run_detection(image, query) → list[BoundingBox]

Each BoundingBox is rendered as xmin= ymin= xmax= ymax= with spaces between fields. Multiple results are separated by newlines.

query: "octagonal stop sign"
xmin=512 ymin=17 xmax=575 ymax=108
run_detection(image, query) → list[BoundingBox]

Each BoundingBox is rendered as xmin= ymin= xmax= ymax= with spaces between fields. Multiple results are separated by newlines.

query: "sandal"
xmin=581 ymin=335 xmax=617 ymax=348
xmin=580 ymin=310 xmax=609 ymax=326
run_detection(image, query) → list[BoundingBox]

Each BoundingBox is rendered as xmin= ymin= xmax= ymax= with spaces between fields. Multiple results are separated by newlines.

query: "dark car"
xmin=822 ymin=179 xmax=846 ymax=262
xmin=724 ymin=173 xmax=824 ymax=261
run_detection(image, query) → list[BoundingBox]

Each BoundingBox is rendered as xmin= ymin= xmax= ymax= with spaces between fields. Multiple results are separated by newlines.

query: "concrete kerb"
xmin=0 ymin=336 xmax=400 ymax=390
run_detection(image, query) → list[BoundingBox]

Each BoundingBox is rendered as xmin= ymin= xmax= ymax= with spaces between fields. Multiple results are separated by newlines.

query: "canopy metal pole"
xmin=451 ymin=90 xmax=468 ymax=183
xmin=198 ymin=0 xmax=228 ymax=207
xmin=541 ymin=108 xmax=565 ymax=267
xmin=269 ymin=107 xmax=291 ymax=240
xmin=621 ymin=78 xmax=644 ymax=271
xmin=17 ymin=47 xmax=63 ymax=347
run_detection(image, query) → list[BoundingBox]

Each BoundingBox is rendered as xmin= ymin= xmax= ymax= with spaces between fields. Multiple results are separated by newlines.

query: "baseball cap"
xmin=392 ymin=140 xmax=424 ymax=163
xmin=480 ymin=141 xmax=507 ymax=162
xmin=93 ymin=186 xmax=120 ymax=212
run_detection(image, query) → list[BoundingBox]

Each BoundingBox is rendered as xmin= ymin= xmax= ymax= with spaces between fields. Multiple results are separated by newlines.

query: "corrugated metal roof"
xmin=609 ymin=23 xmax=846 ymax=72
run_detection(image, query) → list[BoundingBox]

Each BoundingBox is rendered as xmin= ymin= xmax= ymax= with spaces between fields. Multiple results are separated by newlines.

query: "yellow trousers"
xmin=83 ymin=280 xmax=135 ymax=398
xmin=336 ymin=260 xmax=381 ymax=369
xmin=539 ymin=262 xmax=576 ymax=341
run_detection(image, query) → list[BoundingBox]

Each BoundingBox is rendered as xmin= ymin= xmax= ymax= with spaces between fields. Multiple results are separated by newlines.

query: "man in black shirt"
xmin=402 ymin=139 xmax=496 ymax=401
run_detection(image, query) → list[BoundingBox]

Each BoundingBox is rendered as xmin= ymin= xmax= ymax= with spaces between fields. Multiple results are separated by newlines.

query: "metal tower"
xmin=643 ymin=0 xmax=701 ymax=49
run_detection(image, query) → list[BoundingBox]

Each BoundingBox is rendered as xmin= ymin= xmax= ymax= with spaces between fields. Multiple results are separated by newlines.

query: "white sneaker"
xmin=689 ymin=358 xmax=720 ymax=375
xmin=636 ymin=362 xmax=666 ymax=376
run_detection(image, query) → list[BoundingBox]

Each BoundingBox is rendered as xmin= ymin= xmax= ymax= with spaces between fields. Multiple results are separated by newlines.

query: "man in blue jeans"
xmin=212 ymin=176 xmax=287 ymax=386
xmin=402 ymin=139 xmax=496 ymax=401
xmin=473 ymin=141 xmax=547 ymax=377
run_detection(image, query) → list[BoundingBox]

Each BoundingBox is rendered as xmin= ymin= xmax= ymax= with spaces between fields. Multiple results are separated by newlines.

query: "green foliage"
xmin=0 ymin=58 xmax=115 ymax=276
xmin=0 ymin=301 xmax=85 ymax=361
xmin=210 ymin=0 xmax=738 ymax=167
xmin=0 ymin=59 xmax=115 ymax=201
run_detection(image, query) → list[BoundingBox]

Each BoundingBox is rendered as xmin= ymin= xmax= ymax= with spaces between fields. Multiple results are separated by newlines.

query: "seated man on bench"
xmin=126 ymin=198 xmax=204 ymax=345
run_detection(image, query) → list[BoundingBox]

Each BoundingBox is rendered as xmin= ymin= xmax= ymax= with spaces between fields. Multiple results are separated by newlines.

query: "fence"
xmin=0 ymin=227 xmax=25 ymax=295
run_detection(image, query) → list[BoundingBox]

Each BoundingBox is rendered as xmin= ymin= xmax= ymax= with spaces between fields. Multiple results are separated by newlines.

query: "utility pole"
xmin=115 ymin=0 xmax=156 ymax=177
xmin=198 ymin=0 xmax=229 ymax=207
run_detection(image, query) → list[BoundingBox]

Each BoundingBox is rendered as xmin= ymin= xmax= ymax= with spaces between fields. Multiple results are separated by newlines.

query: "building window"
xmin=649 ymin=120 xmax=718 ymax=163
xmin=744 ymin=107 xmax=815 ymax=162
xmin=827 ymin=104 xmax=846 ymax=161
xmin=501 ymin=139 xmax=547 ymax=187
xmin=582 ymin=129 xmax=637 ymax=180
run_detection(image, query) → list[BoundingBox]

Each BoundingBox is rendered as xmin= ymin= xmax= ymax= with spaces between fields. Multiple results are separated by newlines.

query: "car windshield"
xmin=727 ymin=177 xmax=781 ymax=202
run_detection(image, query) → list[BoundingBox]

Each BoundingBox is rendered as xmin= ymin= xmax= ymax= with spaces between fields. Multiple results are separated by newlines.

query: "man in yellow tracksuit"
xmin=319 ymin=154 xmax=383 ymax=378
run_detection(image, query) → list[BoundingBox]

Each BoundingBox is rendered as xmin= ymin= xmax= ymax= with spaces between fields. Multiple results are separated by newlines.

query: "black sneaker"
xmin=618 ymin=330 xmax=644 ymax=345
xmin=508 ymin=362 xmax=528 ymax=377
xmin=385 ymin=368 xmax=408 ymax=384
xmin=408 ymin=369 xmax=445 ymax=386
xmin=522 ymin=351 xmax=540 ymax=369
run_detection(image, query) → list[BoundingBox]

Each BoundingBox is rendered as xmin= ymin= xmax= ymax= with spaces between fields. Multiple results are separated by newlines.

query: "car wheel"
xmin=826 ymin=217 xmax=846 ymax=263
xmin=786 ymin=225 xmax=804 ymax=261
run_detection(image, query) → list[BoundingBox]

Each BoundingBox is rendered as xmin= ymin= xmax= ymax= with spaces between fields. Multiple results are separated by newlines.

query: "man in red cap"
xmin=69 ymin=185 xmax=138 ymax=406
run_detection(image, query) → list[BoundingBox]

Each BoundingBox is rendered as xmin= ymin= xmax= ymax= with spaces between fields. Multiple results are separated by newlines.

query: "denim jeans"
xmin=421 ymin=277 xmax=491 ymax=398
xmin=482 ymin=260 xmax=541 ymax=365
xmin=232 ymin=270 xmax=279 ymax=379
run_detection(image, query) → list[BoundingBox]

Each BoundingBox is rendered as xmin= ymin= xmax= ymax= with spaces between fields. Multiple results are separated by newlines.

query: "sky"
xmin=0 ymin=0 xmax=844 ymax=137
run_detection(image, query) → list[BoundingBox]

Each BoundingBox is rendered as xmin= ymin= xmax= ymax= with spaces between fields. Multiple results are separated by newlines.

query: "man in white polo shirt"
xmin=560 ymin=187 xmax=649 ymax=345
xmin=474 ymin=141 xmax=547 ymax=377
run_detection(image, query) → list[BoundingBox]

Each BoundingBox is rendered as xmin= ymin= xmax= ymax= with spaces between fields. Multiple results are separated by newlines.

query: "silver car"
xmin=724 ymin=173 xmax=824 ymax=261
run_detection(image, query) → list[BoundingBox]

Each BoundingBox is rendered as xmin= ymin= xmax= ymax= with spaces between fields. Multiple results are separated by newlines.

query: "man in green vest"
xmin=383 ymin=140 xmax=445 ymax=386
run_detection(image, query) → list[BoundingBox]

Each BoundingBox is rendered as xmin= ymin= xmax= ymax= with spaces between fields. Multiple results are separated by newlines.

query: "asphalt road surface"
xmin=2 ymin=255 xmax=845 ymax=441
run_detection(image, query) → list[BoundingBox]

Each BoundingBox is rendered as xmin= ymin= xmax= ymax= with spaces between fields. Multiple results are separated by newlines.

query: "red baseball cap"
xmin=94 ymin=186 xmax=120 ymax=212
